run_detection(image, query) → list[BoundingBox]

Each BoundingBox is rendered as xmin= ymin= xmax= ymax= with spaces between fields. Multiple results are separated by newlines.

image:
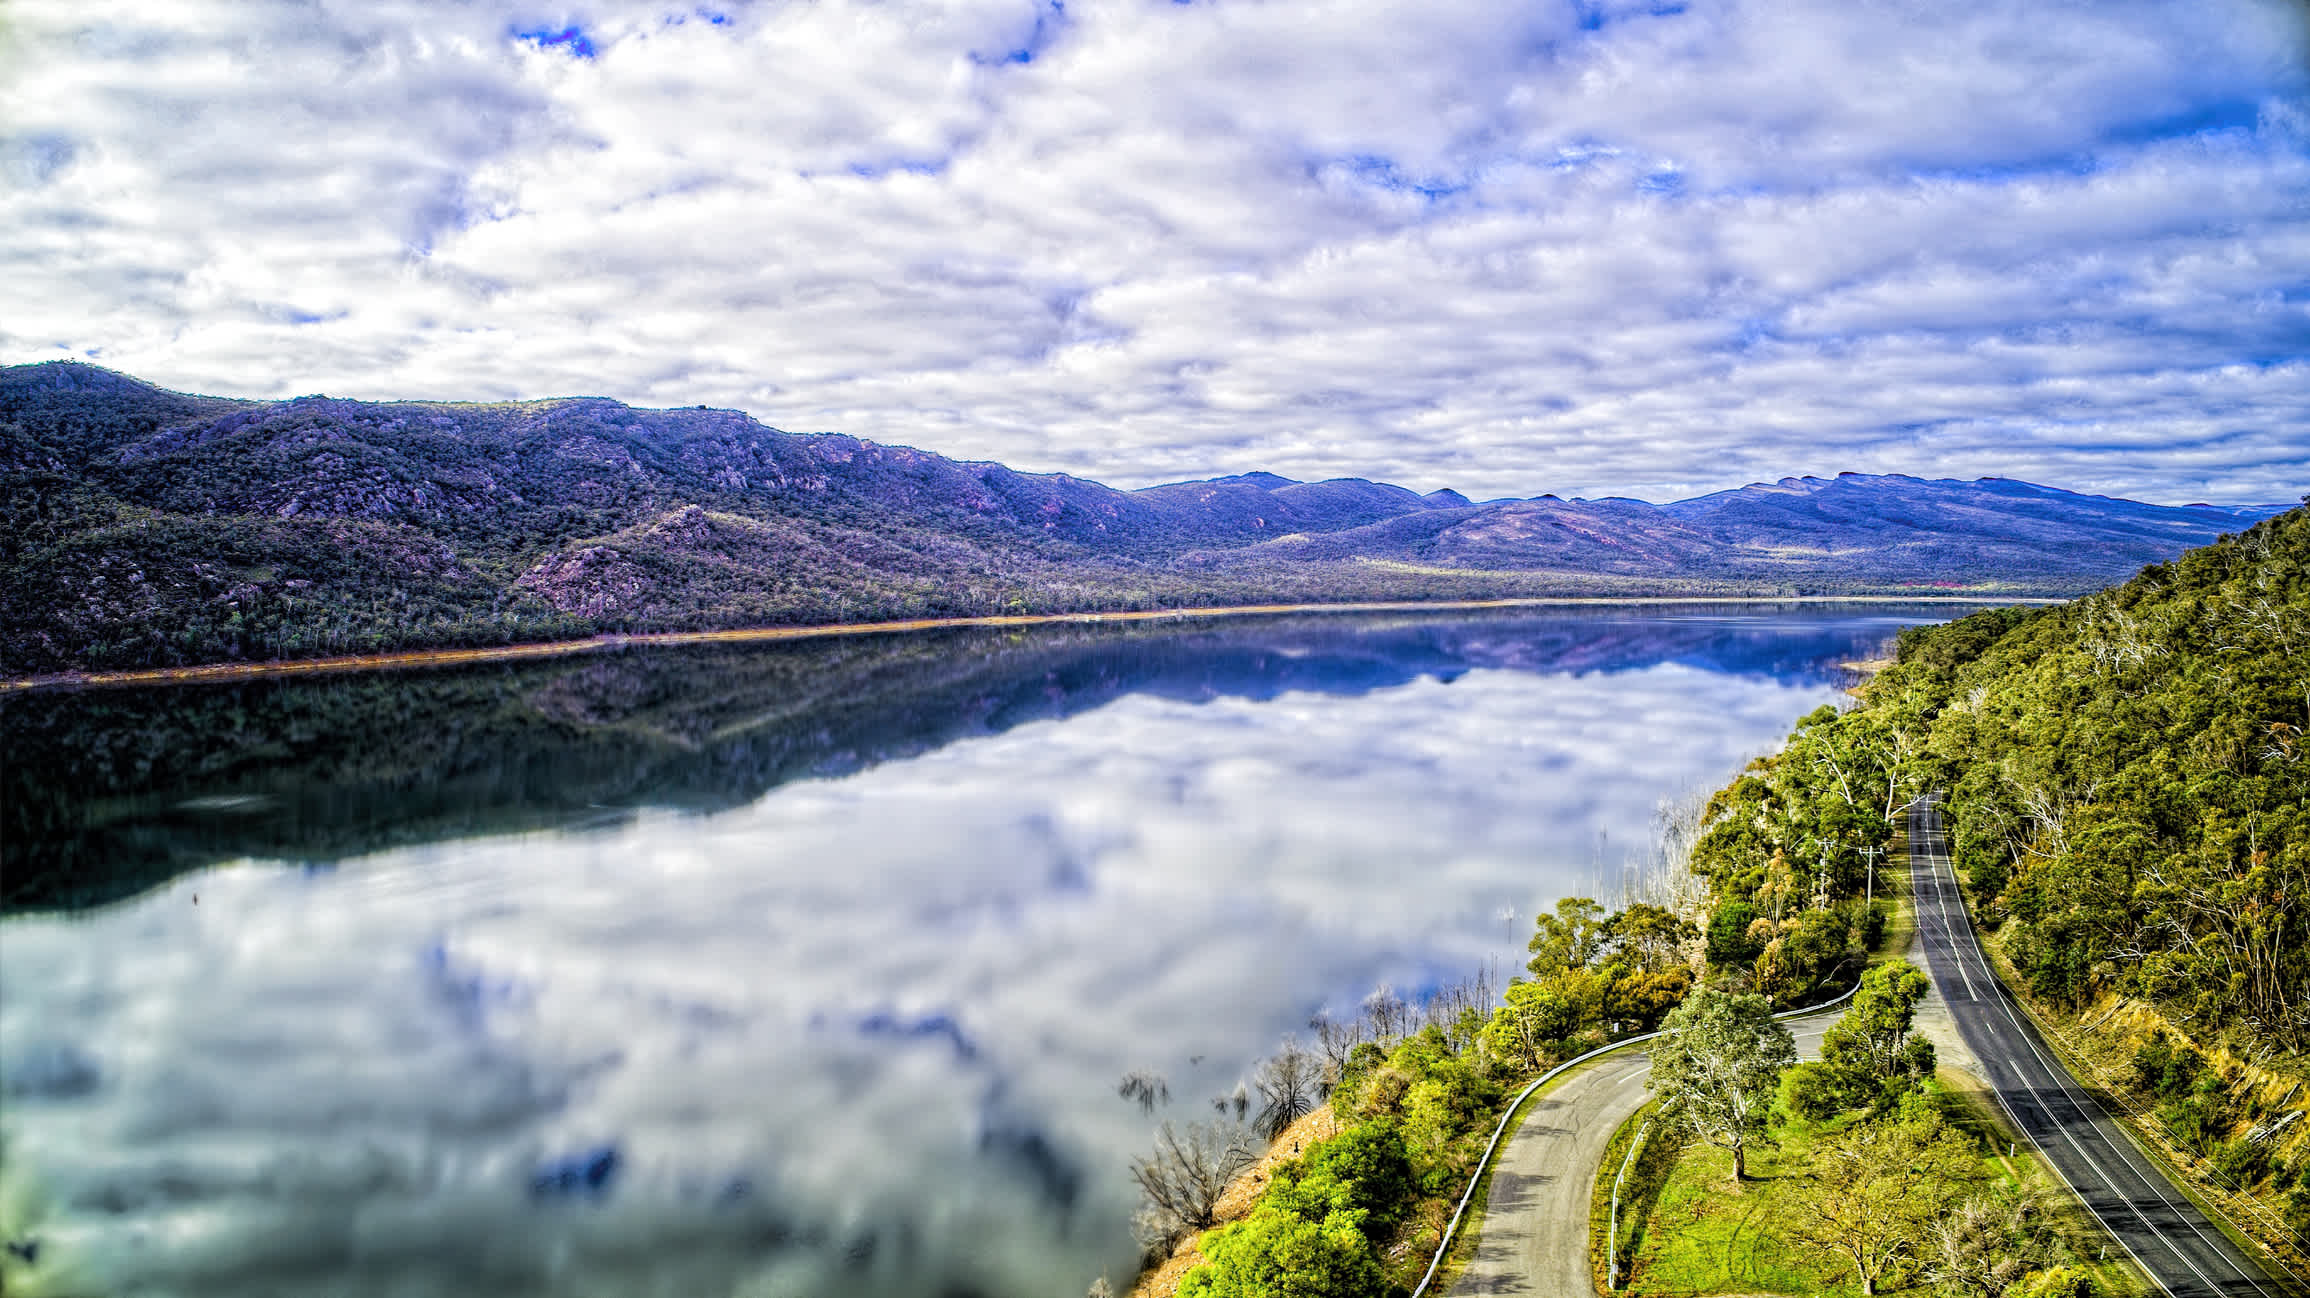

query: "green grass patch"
xmin=1618 ymin=1109 xmax=1864 ymax=1296
xmin=1923 ymin=1072 xmax=2156 ymax=1298
xmin=1613 ymin=1081 xmax=2157 ymax=1297
xmin=1591 ymin=1099 xmax=1690 ymax=1292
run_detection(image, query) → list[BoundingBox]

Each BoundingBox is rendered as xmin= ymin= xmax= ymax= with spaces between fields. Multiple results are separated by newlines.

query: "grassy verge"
xmin=1589 ymin=1099 xmax=1689 ymax=1292
xmin=1608 ymin=1077 xmax=2154 ymax=1297
xmin=1929 ymin=1069 xmax=2157 ymax=1297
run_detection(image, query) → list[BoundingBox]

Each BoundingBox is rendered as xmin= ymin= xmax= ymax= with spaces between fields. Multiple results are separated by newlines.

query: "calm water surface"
xmin=0 ymin=605 xmax=1968 ymax=1298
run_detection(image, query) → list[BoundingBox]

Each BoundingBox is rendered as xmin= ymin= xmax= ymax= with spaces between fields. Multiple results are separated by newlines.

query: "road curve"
xmin=1445 ymin=1009 xmax=1840 ymax=1295
xmin=1909 ymin=795 xmax=2298 ymax=1298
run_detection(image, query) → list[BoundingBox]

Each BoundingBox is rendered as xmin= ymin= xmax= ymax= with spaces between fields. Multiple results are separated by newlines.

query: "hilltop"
xmin=0 ymin=361 xmax=2287 ymax=674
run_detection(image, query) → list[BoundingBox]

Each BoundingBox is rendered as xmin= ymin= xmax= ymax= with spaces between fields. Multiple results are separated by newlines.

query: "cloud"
xmin=0 ymin=647 xmax=1852 ymax=1296
xmin=1 ymin=0 xmax=2304 ymax=502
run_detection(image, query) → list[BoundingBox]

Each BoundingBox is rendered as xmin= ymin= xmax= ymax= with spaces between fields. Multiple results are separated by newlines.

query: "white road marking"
xmin=1912 ymin=798 xmax=2276 ymax=1298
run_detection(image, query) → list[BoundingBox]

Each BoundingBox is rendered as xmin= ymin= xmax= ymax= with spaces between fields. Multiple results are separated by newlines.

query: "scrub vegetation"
xmin=1135 ymin=886 xmax=1860 ymax=1297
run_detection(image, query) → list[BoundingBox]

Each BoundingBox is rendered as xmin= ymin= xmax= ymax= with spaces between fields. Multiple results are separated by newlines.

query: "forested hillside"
xmin=1 ymin=360 xmax=2282 ymax=675
xmin=1689 ymin=503 xmax=2310 ymax=1252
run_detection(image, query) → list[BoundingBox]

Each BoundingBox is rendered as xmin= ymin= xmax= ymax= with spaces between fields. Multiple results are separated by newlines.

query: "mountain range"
xmin=0 ymin=360 xmax=2291 ymax=675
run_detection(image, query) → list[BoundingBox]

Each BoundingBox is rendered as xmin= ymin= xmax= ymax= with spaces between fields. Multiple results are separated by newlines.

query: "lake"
xmin=0 ymin=604 xmax=1972 ymax=1298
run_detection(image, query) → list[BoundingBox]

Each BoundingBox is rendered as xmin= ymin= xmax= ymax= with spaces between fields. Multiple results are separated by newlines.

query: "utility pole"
xmin=1859 ymin=845 xmax=1883 ymax=911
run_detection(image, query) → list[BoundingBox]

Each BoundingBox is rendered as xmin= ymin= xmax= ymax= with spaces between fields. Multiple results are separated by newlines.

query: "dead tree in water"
xmin=1116 ymin=1069 xmax=1170 ymax=1115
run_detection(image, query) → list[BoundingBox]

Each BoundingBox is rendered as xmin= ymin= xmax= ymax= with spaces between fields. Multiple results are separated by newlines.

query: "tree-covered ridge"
xmin=1687 ymin=698 xmax=1903 ymax=1006
xmin=1887 ymin=505 xmax=2308 ymax=1048
xmin=1694 ymin=504 xmax=2309 ymax=1049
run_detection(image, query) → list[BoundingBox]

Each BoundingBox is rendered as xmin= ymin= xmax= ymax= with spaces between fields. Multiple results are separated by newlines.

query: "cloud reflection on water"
xmin=1 ymin=615 xmax=1898 ymax=1297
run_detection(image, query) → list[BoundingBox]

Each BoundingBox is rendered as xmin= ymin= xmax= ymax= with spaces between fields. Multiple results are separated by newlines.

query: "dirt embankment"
xmin=1127 ymin=1107 xmax=1343 ymax=1298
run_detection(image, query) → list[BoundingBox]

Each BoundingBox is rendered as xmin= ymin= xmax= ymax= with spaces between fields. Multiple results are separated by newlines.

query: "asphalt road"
xmin=1446 ymin=1008 xmax=1840 ymax=1295
xmin=1909 ymin=794 xmax=2296 ymax=1298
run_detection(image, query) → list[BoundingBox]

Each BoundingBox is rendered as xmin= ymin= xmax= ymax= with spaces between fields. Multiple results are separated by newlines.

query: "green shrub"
xmin=2129 ymin=1034 xmax=2202 ymax=1101
xmin=2004 ymin=1265 xmax=2094 ymax=1298
xmin=1266 ymin=1120 xmax=1416 ymax=1240
xmin=1781 ymin=1060 xmax=1846 ymax=1122
xmin=2211 ymin=1137 xmax=2272 ymax=1189
xmin=1179 ymin=1205 xmax=1384 ymax=1298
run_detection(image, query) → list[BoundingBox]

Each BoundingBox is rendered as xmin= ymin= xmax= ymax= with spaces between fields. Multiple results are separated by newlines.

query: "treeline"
xmin=1894 ymin=510 xmax=2309 ymax=1051
xmin=1686 ymin=698 xmax=1898 ymax=1004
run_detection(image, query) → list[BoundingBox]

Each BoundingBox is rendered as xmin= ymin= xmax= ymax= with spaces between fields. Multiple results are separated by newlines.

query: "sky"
xmin=3 ymin=0 xmax=2307 ymax=504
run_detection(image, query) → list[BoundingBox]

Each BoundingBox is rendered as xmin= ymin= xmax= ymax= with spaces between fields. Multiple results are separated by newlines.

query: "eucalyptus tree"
xmin=1646 ymin=987 xmax=1795 ymax=1180
xmin=1790 ymin=1110 xmax=1983 ymax=1295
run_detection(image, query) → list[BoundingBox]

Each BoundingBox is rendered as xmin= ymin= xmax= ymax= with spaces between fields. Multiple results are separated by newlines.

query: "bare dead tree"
xmin=1117 ymin=1069 xmax=1170 ymax=1115
xmin=1254 ymin=1038 xmax=1322 ymax=1138
xmin=1309 ymin=1010 xmax=1368 ymax=1079
xmin=1363 ymin=984 xmax=1409 ymax=1043
xmin=1924 ymin=1193 xmax=2052 ymax=1298
xmin=1130 ymin=1120 xmax=1257 ymax=1248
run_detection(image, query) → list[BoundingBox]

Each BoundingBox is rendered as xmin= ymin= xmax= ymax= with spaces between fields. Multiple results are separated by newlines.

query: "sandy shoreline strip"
xmin=0 ymin=594 xmax=2032 ymax=694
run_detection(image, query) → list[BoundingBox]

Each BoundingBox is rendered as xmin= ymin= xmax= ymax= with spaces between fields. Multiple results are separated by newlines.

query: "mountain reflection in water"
xmin=0 ymin=604 xmax=1970 ymax=1298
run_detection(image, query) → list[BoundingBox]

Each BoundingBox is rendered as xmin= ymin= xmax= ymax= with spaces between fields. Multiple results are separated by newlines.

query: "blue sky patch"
xmin=1329 ymin=154 xmax=1467 ymax=202
xmin=514 ymin=25 xmax=598 ymax=59
xmin=973 ymin=0 xmax=1066 ymax=66
xmin=842 ymin=156 xmax=951 ymax=180
xmin=1636 ymin=168 xmax=1685 ymax=195
xmin=531 ymin=1146 xmax=621 ymax=1198
xmin=2104 ymin=99 xmax=2265 ymax=148
xmin=855 ymin=1010 xmax=979 ymax=1060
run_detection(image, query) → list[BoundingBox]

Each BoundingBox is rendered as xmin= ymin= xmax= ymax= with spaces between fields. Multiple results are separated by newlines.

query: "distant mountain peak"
xmin=8 ymin=358 xmax=170 ymax=397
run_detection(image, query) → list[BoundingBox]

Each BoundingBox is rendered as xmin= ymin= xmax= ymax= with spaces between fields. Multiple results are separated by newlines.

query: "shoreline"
xmin=0 ymin=594 xmax=2041 ymax=694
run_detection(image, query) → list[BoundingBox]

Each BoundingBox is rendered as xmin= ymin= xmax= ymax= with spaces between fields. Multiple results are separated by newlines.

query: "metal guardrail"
xmin=1407 ymin=978 xmax=1861 ymax=1297
xmin=1606 ymin=1117 xmax=1653 ymax=1290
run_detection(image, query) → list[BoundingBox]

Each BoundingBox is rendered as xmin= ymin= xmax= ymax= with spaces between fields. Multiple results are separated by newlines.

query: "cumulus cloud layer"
xmin=3 ymin=0 xmax=2305 ymax=501
xmin=0 ymin=656 xmax=1846 ymax=1297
